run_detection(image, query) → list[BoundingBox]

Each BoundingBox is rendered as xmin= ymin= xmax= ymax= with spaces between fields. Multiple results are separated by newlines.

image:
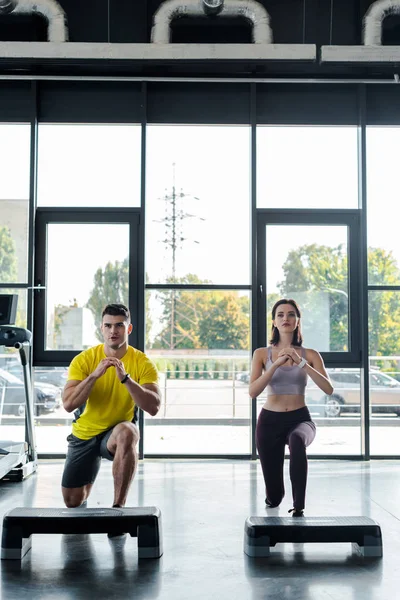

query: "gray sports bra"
xmin=265 ymin=346 xmax=308 ymax=396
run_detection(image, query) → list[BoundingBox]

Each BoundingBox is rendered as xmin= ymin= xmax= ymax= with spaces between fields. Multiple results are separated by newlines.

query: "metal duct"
xmin=364 ymin=0 xmax=400 ymax=45
xmin=203 ymin=0 xmax=224 ymax=16
xmin=0 ymin=1 xmax=18 ymax=15
xmin=0 ymin=0 xmax=68 ymax=42
xmin=151 ymin=0 xmax=272 ymax=44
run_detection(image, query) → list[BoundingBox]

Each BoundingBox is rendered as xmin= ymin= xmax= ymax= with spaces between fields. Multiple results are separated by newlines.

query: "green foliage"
xmin=277 ymin=243 xmax=400 ymax=357
xmin=152 ymin=276 xmax=250 ymax=351
xmin=86 ymin=261 xmax=153 ymax=347
xmin=0 ymin=226 xmax=17 ymax=284
xmin=185 ymin=362 xmax=190 ymax=379
xmin=194 ymin=364 xmax=200 ymax=379
xmin=213 ymin=361 xmax=221 ymax=380
xmin=175 ymin=363 xmax=180 ymax=379
xmin=86 ymin=259 xmax=129 ymax=341
xmin=278 ymin=243 xmax=348 ymax=351
xmin=202 ymin=361 xmax=209 ymax=379
xmin=198 ymin=292 xmax=249 ymax=349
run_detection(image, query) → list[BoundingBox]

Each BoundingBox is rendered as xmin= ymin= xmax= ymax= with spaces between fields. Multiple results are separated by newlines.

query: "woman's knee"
xmin=288 ymin=430 xmax=307 ymax=451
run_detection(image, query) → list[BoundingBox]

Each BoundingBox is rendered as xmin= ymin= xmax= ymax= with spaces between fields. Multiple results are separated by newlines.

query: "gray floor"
xmin=0 ymin=458 xmax=397 ymax=600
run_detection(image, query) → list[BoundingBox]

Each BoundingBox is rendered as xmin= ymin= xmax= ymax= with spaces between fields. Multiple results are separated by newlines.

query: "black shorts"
xmin=61 ymin=427 xmax=116 ymax=489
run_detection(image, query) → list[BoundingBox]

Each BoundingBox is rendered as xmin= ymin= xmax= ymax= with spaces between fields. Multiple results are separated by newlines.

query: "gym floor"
xmin=0 ymin=458 xmax=397 ymax=600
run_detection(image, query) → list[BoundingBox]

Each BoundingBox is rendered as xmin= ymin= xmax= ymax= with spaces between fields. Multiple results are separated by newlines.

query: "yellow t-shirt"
xmin=67 ymin=344 xmax=159 ymax=440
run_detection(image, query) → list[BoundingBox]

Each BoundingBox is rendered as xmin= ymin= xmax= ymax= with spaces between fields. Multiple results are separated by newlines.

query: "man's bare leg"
xmin=106 ymin=422 xmax=139 ymax=507
xmin=62 ymin=483 xmax=93 ymax=508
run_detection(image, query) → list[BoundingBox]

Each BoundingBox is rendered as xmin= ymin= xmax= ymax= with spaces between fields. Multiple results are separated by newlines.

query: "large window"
xmin=367 ymin=127 xmax=400 ymax=285
xmin=37 ymin=124 xmax=142 ymax=208
xmin=257 ymin=126 xmax=359 ymax=209
xmin=145 ymin=125 xmax=251 ymax=455
xmin=265 ymin=224 xmax=349 ymax=352
xmin=367 ymin=128 xmax=400 ymax=455
xmin=2 ymin=92 xmax=398 ymax=457
xmin=145 ymin=289 xmax=251 ymax=455
xmin=369 ymin=291 xmax=400 ymax=455
xmin=146 ymin=125 xmax=250 ymax=285
xmin=0 ymin=124 xmax=30 ymax=284
xmin=34 ymin=210 xmax=140 ymax=367
xmin=0 ymin=124 xmax=31 ymax=450
xmin=44 ymin=223 xmax=130 ymax=351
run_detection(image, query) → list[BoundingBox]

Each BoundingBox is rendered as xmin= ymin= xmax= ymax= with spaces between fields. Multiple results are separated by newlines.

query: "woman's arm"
xmin=249 ymin=348 xmax=282 ymax=399
xmin=281 ymin=347 xmax=333 ymax=395
xmin=304 ymin=349 xmax=334 ymax=395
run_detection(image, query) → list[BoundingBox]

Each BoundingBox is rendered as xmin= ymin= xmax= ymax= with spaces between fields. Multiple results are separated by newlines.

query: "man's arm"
xmin=123 ymin=380 xmax=161 ymax=417
xmin=62 ymin=358 xmax=115 ymax=413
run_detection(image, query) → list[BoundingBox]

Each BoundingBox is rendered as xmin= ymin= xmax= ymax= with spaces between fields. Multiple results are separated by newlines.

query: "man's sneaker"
xmin=107 ymin=504 xmax=127 ymax=538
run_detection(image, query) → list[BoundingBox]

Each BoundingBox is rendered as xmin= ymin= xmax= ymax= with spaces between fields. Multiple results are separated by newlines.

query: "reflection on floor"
xmin=0 ymin=459 xmax=397 ymax=599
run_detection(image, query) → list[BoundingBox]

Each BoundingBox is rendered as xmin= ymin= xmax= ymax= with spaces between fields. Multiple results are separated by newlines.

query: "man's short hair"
xmin=102 ymin=303 xmax=131 ymax=322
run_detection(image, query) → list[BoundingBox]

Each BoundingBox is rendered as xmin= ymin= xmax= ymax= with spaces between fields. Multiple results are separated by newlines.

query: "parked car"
xmin=236 ymin=371 xmax=250 ymax=384
xmin=0 ymin=367 xmax=61 ymax=417
xmin=306 ymin=369 xmax=400 ymax=418
xmin=6 ymin=364 xmax=68 ymax=390
xmin=34 ymin=367 xmax=68 ymax=389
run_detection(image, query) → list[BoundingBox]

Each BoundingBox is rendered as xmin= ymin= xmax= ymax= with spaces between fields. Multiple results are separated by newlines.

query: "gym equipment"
xmin=0 ymin=321 xmax=37 ymax=481
xmin=1 ymin=506 xmax=163 ymax=560
xmin=0 ymin=294 xmax=18 ymax=326
xmin=244 ymin=516 xmax=382 ymax=557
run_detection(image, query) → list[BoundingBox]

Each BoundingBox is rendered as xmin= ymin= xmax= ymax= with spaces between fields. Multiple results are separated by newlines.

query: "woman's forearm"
xmin=249 ymin=365 xmax=278 ymax=399
xmin=305 ymin=364 xmax=333 ymax=395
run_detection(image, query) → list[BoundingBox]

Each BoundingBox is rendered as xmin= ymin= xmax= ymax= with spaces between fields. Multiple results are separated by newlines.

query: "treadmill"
xmin=0 ymin=325 xmax=38 ymax=482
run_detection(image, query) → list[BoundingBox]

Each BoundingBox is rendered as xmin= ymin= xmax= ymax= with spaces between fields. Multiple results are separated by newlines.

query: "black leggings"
xmin=256 ymin=406 xmax=316 ymax=511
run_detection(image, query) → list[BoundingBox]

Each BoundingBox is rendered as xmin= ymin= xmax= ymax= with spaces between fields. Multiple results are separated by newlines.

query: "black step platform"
xmin=1 ymin=506 xmax=163 ymax=560
xmin=244 ymin=516 xmax=382 ymax=557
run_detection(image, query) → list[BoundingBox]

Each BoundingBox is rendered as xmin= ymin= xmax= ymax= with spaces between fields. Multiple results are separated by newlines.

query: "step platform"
xmin=1 ymin=506 xmax=163 ymax=560
xmin=244 ymin=516 xmax=382 ymax=558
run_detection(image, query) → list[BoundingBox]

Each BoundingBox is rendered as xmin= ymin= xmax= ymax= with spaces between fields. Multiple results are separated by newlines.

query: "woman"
xmin=249 ymin=298 xmax=333 ymax=516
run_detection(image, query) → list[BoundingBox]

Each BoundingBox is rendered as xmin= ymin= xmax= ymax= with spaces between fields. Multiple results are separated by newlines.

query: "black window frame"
xmin=256 ymin=209 xmax=362 ymax=367
xmin=33 ymin=207 xmax=141 ymax=367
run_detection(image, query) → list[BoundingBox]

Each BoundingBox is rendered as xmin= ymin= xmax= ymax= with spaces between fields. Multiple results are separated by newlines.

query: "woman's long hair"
xmin=269 ymin=298 xmax=303 ymax=346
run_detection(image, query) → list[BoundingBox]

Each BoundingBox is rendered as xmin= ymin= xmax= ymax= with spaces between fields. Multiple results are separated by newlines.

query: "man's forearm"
xmin=124 ymin=378 xmax=160 ymax=416
xmin=63 ymin=374 xmax=97 ymax=413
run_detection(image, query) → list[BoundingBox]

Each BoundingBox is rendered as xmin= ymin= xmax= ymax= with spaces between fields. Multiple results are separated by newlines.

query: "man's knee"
xmin=115 ymin=422 xmax=140 ymax=448
xmin=62 ymin=487 xmax=88 ymax=508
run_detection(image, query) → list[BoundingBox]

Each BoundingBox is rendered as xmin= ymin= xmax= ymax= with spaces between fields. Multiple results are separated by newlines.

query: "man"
xmin=61 ymin=303 xmax=161 ymax=510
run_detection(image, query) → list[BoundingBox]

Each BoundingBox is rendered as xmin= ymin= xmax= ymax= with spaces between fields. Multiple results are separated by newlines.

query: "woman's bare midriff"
xmin=263 ymin=394 xmax=306 ymax=412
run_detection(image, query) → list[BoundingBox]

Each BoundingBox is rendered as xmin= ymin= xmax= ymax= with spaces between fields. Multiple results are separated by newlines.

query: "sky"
xmin=0 ymin=123 xmax=399 ymax=342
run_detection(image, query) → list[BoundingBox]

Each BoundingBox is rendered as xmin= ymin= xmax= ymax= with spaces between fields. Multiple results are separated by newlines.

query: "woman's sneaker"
xmin=288 ymin=508 xmax=304 ymax=517
xmin=265 ymin=499 xmax=280 ymax=508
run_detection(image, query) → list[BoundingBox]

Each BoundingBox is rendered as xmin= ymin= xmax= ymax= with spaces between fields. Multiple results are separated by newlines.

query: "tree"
xmin=86 ymin=260 xmax=153 ymax=345
xmin=197 ymin=292 xmax=249 ymax=350
xmin=277 ymin=243 xmax=400 ymax=356
xmin=0 ymin=226 xmax=17 ymax=283
xmin=86 ymin=259 xmax=129 ymax=341
xmin=151 ymin=275 xmax=250 ymax=350
xmin=151 ymin=274 xmax=207 ymax=349
xmin=278 ymin=244 xmax=348 ymax=351
xmin=367 ymin=248 xmax=400 ymax=356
